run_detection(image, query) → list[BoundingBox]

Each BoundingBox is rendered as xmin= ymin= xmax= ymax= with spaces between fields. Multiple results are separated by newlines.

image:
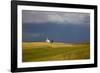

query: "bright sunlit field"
xmin=22 ymin=42 xmax=90 ymax=62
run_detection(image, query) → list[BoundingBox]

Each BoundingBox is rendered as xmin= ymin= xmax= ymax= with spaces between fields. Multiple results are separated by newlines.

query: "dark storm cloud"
xmin=22 ymin=10 xmax=90 ymax=43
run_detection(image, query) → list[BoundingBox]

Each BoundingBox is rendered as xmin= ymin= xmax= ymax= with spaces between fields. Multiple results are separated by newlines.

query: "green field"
xmin=22 ymin=42 xmax=90 ymax=62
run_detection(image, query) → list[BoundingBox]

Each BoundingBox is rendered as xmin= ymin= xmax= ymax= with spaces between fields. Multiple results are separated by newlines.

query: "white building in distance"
xmin=46 ymin=38 xmax=50 ymax=43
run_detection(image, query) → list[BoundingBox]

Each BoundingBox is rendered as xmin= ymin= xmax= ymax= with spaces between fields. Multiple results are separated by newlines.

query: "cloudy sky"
xmin=22 ymin=10 xmax=90 ymax=43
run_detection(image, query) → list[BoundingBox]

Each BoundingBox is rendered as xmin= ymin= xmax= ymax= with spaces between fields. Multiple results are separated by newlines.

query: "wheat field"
xmin=22 ymin=42 xmax=90 ymax=62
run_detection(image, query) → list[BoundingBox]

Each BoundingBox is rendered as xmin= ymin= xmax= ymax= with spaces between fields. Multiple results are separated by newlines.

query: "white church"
xmin=46 ymin=38 xmax=50 ymax=43
xmin=45 ymin=38 xmax=54 ymax=43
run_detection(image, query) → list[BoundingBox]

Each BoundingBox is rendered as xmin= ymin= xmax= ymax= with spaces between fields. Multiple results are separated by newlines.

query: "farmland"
xmin=22 ymin=42 xmax=90 ymax=62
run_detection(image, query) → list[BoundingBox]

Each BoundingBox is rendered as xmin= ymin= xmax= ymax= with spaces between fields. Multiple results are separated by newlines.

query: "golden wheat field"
xmin=22 ymin=42 xmax=90 ymax=62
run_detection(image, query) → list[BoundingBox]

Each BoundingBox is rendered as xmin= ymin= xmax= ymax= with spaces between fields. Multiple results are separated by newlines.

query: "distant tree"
xmin=51 ymin=40 xmax=54 ymax=43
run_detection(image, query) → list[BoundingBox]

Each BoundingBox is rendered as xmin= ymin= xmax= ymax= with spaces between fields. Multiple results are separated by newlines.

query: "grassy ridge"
xmin=22 ymin=42 xmax=90 ymax=62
